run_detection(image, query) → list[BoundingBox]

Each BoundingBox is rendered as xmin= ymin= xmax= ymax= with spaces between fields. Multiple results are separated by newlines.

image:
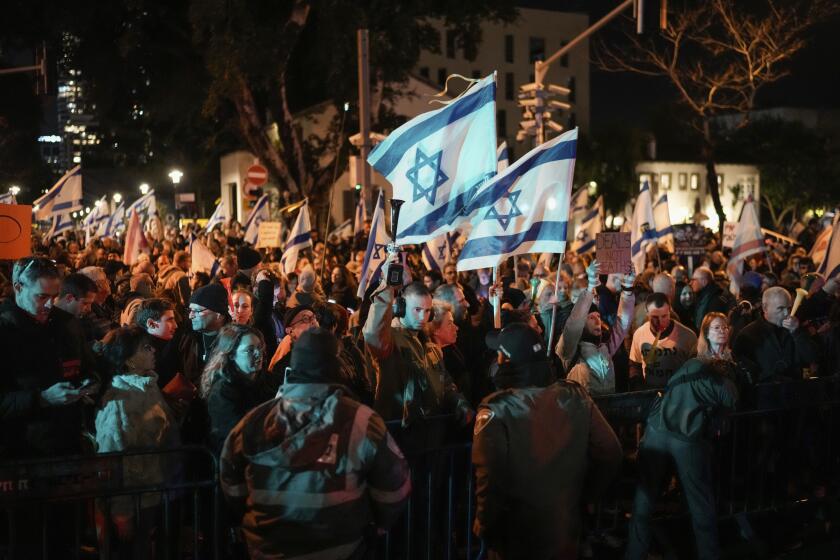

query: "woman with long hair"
xmin=200 ymin=324 xmax=274 ymax=456
xmin=95 ymin=326 xmax=181 ymax=557
xmin=696 ymin=311 xmax=733 ymax=360
xmin=328 ymin=265 xmax=359 ymax=311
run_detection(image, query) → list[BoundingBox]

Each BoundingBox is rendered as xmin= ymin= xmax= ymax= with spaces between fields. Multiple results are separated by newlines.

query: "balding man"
xmin=733 ymin=286 xmax=816 ymax=384
xmin=688 ymin=266 xmax=733 ymax=332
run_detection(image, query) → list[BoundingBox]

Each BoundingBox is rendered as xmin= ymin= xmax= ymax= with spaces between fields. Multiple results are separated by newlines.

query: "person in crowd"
xmin=629 ymin=292 xmax=698 ymax=389
xmin=200 ymin=324 xmax=274 ymax=455
xmin=363 ymin=254 xmax=474 ymax=429
xmin=426 ymin=300 xmax=472 ymax=401
xmin=181 ymin=283 xmax=231 ymax=383
xmin=557 ymin=261 xmax=635 ymax=396
xmin=268 ymin=304 xmax=320 ymax=378
xmin=625 ymin=313 xmax=739 ymax=560
xmin=313 ymin=302 xmax=372 ymax=405
xmin=53 ymin=272 xmax=98 ymax=320
xmin=230 ymin=289 xmax=255 ymax=326
xmin=595 ymin=272 xmax=623 ymax=328
xmin=733 ymin=286 xmax=817 ymax=384
xmin=79 ymin=265 xmax=117 ymax=339
xmin=287 ymin=264 xmax=323 ymax=308
xmin=474 ymin=322 xmax=622 ymax=559
xmin=328 ymin=265 xmax=359 ymax=310
xmin=135 ymin=298 xmax=180 ymax=387
xmin=727 ymin=271 xmax=763 ymax=340
xmin=220 ymin=328 xmax=410 ymax=559
xmin=423 ymin=269 xmax=444 ymax=294
xmin=156 ymin=250 xmax=192 ymax=310
xmin=688 ymin=266 xmax=734 ymax=332
xmin=94 ymin=326 xmax=181 ymax=557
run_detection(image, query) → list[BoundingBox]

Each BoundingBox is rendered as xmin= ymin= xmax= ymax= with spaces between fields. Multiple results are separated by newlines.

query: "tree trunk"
xmin=702 ymin=118 xmax=726 ymax=239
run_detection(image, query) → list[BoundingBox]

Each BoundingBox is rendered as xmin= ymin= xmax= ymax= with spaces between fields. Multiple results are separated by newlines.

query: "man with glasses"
xmin=1 ymin=257 xmax=99 ymax=459
xmin=268 ymin=305 xmax=319 ymax=379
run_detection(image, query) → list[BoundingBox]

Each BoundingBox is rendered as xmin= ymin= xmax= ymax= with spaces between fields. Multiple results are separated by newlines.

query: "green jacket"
xmin=472 ymin=378 xmax=622 ymax=559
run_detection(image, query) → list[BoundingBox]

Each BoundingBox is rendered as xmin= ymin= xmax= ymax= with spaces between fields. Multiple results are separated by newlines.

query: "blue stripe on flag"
xmin=577 ymin=238 xmax=596 ymax=254
xmin=398 ymin=173 xmax=493 ymax=239
xmin=580 ymin=206 xmax=600 ymax=224
xmin=465 ymin=138 xmax=577 ymax=214
xmin=285 ymin=232 xmax=311 ymax=250
xmin=422 ymin=244 xmax=441 ymax=271
xmin=655 ymin=195 xmax=668 ymax=207
xmin=460 ymin=220 xmax=568 ymax=261
xmin=656 ymin=225 xmax=674 ymax=237
xmin=631 ymin=229 xmax=658 ymax=255
xmin=369 ymin=81 xmax=496 ymax=177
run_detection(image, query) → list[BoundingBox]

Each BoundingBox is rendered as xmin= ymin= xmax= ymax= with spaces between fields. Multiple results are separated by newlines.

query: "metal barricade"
xmin=0 ymin=446 xmax=220 ymax=560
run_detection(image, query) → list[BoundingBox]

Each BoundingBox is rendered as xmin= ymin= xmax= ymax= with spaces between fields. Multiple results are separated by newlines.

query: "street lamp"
xmin=168 ymin=169 xmax=183 ymax=218
xmin=113 ymin=193 xmax=123 ymax=204
xmin=168 ymin=170 xmax=183 ymax=184
xmin=139 ymin=183 xmax=150 ymax=195
xmin=9 ymin=185 xmax=20 ymax=196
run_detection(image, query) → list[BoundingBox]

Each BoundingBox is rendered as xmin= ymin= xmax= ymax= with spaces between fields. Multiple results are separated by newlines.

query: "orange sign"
xmin=0 ymin=204 xmax=32 ymax=260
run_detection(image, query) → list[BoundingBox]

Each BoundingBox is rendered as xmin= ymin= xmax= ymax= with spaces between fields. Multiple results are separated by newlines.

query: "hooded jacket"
xmin=472 ymin=361 xmax=622 ymax=559
xmin=220 ymin=383 xmax=410 ymax=560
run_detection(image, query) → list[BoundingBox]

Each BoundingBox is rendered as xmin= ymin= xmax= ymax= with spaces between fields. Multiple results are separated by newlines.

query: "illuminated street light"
xmin=113 ymin=193 xmax=123 ymax=203
xmin=9 ymin=185 xmax=21 ymax=196
xmin=139 ymin=183 xmax=150 ymax=195
xmin=168 ymin=169 xmax=183 ymax=184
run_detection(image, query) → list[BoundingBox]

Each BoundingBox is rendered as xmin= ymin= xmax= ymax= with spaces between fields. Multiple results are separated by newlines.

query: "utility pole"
xmin=357 ymin=29 xmax=372 ymax=204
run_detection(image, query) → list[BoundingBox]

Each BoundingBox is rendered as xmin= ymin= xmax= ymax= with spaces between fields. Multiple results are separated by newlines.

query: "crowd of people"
xmin=1 ymin=214 xmax=839 ymax=559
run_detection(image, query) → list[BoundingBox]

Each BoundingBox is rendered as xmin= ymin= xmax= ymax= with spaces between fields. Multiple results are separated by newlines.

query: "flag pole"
xmin=546 ymin=253 xmax=564 ymax=357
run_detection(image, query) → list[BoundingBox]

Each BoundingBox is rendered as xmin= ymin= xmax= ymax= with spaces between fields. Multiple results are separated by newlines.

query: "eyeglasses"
xmin=188 ymin=307 xmax=211 ymax=317
xmin=289 ymin=314 xmax=316 ymax=328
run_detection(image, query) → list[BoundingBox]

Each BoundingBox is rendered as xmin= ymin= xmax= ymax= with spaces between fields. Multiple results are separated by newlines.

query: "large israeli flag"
xmin=205 ymin=198 xmax=228 ymax=232
xmin=356 ymin=191 xmax=391 ymax=298
xmin=572 ymin=195 xmax=603 ymax=254
xmin=47 ymin=212 xmax=75 ymax=239
xmin=243 ymin=194 xmax=270 ymax=244
xmin=653 ymin=193 xmax=675 ymax=253
xmin=457 ymin=128 xmax=578 ymax=271
xmin=34 ymin=166 xmax=83 ymax=221
xmin=280 ymin=201 xmax=312 ymax=276
xmin=367 ymin=73 xmax=497 ymax=245
xmin=126 ymin=190 xmax=157 ymax=223
xmin=100 ymin=203 xmax=125 ymax=239
xmin=630 ymin=181 xmax=657 ymax=274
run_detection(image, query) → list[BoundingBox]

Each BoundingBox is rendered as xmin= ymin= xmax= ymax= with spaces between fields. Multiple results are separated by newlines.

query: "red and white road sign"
xmin=246 ymin=164 xmax=268 ymax=186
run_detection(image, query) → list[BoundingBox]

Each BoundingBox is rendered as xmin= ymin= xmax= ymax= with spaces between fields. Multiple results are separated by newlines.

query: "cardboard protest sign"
xmin=673 ymin=224 xmax=707 ymax=256
xmin=596 ymin=232 xmax=632 ymax=274
xmin=255 ymin=221 xmax=283 ymax=248
xmin=0 ymin=205 xmax=32 ymax=260
xmin=722 ymin=221 xmax=737 ymax=249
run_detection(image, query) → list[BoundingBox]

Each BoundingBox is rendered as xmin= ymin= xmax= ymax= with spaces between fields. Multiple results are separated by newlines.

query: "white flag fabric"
xmin=810 ymin=223 xmax=834 ymax=267
xmin=572 ymin=195 xmax=603 ymax=254
xmin=367 ymin=73 xmax=497 ymax=245
xmin=328 ymin=219 xmax=353 ymax=240
xmin=47 ymin=213 xmax=75 ymax=239
xmin=421 ymin=232 xmax=450 ymax=271
xmin=243 ymin=194 xmax=270 ymax=244
xmin=189 ymin=233 xmax=220 ymax=277
xmin=126 ymin=190 xmax=157 ymax=224
xmin=726 ymin=197 xmax=765 ymax=294
xmin=653 ymin=194 xmax=675 ymax=253
xmin=34 ymin=165 xmax=83 ymax=221
xmin=568 ymin=186 xmax=589 ymax=243
xmin=353 ymin=192 xmax=367 ymax=241
xmin=497 ymin=141 xmax=509 ymax=172
xmin=630 ymin=181 xmax=657 ymax=275
xmin=205 ymin=198 xmax=228 ymax=232
xmin=357 ymin=191 xmax=392 ymax=298
xmin=100 ymin=203 xmax=125 ymax=239
xmin=0 ymin=193 xmax=16 ymax=204
xmin=457 ymin=128 xmax=578 ymax=271
xmin=280 ymin=202 xmax=312 ymax=276
xmin=816 ymin=214 xmax=840 ymax=280
xmin=123 ymin=210 xmax=150 ymax=266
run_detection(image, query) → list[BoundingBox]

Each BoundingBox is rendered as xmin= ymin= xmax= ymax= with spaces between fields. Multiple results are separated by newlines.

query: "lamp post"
xmin=168 ymin=169 xmax=183 ymax=218
xmin=139 ymin=183 xmax=150 ymax=195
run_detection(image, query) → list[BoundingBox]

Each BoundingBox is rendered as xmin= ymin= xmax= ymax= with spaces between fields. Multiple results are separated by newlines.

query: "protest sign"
xmin=722 ymin=221 xmax=737 ymax=249
xmin=596 ymin=232 xmax=632 ymax=274
xmin=0 ymin=205 xmax=32 ymax=260
xmin=256 ymin=221 xmax=283 ymax=248
xmin=673 ymin=224 xmax=707 ymax=256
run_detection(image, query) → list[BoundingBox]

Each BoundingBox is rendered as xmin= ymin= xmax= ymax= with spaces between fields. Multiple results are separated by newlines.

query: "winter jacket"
xmin=220 ymin=383 xmax=410 ymax=560
xmin=733 ymin=316 xmax=816 ymax=383
xmin=95 ymin=372 xmax=181 ymax=513
xmin=0 ymin=301 xmax=92 ymax=458
xmin=472 ymin=371 xmax=622 ymax=559
xmin=691 ymin=282 xmax=733 ymax=332
xmin=157 ymin=264 xmax=191 ymax=309
xmin=206 ymin=370 xmax=277 ymax=456
xmin=362 ymin=285 xmax=471 ymax=426
xmin=557 ymin=289 xmax=634 ymax=396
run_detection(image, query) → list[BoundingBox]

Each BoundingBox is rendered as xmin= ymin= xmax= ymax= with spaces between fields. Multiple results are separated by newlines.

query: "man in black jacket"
xmin=688 ymin=266 xmax=733 ymax=332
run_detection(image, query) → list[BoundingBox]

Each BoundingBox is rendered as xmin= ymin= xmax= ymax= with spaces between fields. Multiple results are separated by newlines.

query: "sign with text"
xmin=673 ymin=224 xmax=708 ymax=256
xmin=0 ymin=204 xmax=32 ymax=260
xmin=722 ymin=221 xmax=737 ymax=249
xmin=596 ymin=232 xmax=632 ymax=275
xmin=256 ymin=221 xmax=283 ymax=248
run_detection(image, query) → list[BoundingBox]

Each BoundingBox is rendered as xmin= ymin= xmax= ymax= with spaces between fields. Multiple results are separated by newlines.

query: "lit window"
xmin=639 ymin=173 xmax=652 ymax=189
xmin=660 ymin=173 xmax=671 ymax=190
xmin=690 ymin=173 xmax=700 ymax=190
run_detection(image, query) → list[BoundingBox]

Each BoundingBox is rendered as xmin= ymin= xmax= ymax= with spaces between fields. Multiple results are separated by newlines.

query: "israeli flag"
xmin=572 ymin=195 xmax=603 ymax=254
xmin=34 ymin=165 xmax=83 ymax=221
xmin=189 ymin=232 xmax=221 ymax=277
xmin=422 ymin=232 xmax=450 ymax=271
xmin=280 ymin=201 xmax=312 ymax=276
xmin=653 ymin=194 xmax=675 ymax=253
xmin=204 ymin=198 xmax=228 ymax=232
xmin=817 ymin=214 xmax=840 ymax=280
xmin=497 ymin=141 xmax=509 ymax=172
xmin=126 ymin=190 xmax=157 ymax=223
xmin=0 ymin=192 xmax=16 ymax=205
xmin=630 ymin=181 xmax=657 ymax=274
xmin=367 ymin=73 xmax=497 ymax=245
xmin=328 ymin=219 xmax=353 ymax=240
xmin=457 ymin=128 xmax=578 ymax=271
xmin=357 ymin=191 xmax=391 ymax=298
xmin=47 ymin=212 xmax=75 ymax=239
xmin=353 ymin=191 xmax=367 ymax=241
xmin=243 ymin=194 xmax=270 ymax=244
xmin=100 ymin=203 xmax=125 ymax=239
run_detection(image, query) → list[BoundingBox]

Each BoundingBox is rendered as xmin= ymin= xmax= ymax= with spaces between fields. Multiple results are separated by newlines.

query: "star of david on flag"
xmin=421 ymin=231 xmax=451 ymax=271
xmin=457 ymin=128 xmax=579 ymax=271
xmin=367 ymin=73 xmax=497 ymax=245
xmin=357 ymin=190 xmax=392 ymax=298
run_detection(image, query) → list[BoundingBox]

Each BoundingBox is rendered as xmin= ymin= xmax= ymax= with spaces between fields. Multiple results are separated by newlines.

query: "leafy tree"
xmin=595 ymin=0 xmax=838 ymax=236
